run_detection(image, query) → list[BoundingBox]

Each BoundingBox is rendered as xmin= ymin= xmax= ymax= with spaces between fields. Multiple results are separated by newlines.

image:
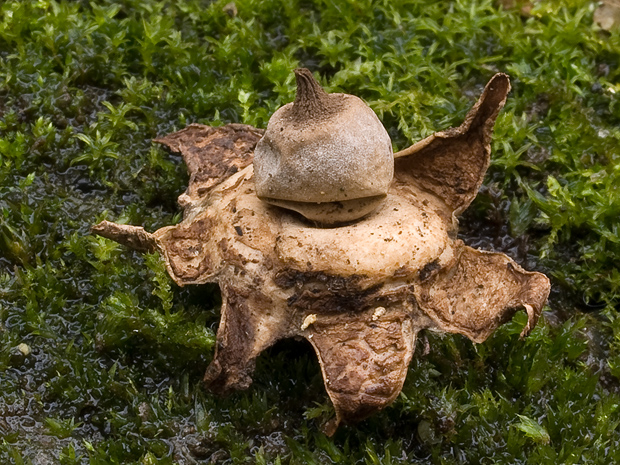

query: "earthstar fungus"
xmin=92 ymin=70 xmax=550 ymax=435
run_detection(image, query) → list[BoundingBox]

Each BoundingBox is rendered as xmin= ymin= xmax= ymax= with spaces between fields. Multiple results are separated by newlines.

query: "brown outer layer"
xmin=394 ymin=73 xmax=511 ymax=216
xmin=92 ymin=73 xmax=550 ymax=434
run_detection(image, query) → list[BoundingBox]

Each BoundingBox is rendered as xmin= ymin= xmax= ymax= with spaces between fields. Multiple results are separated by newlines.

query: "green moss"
xmin=1 ymin=0 xmax=619 ymax=463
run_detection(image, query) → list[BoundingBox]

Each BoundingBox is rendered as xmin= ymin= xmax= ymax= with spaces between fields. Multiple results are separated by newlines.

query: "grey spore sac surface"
xmin=254 ymin=68 xmax=394 ymax=224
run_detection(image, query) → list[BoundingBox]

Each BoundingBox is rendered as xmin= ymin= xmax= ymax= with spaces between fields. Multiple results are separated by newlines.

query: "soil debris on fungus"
xmin=92 ymin=69 xmax=551 ymax=435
